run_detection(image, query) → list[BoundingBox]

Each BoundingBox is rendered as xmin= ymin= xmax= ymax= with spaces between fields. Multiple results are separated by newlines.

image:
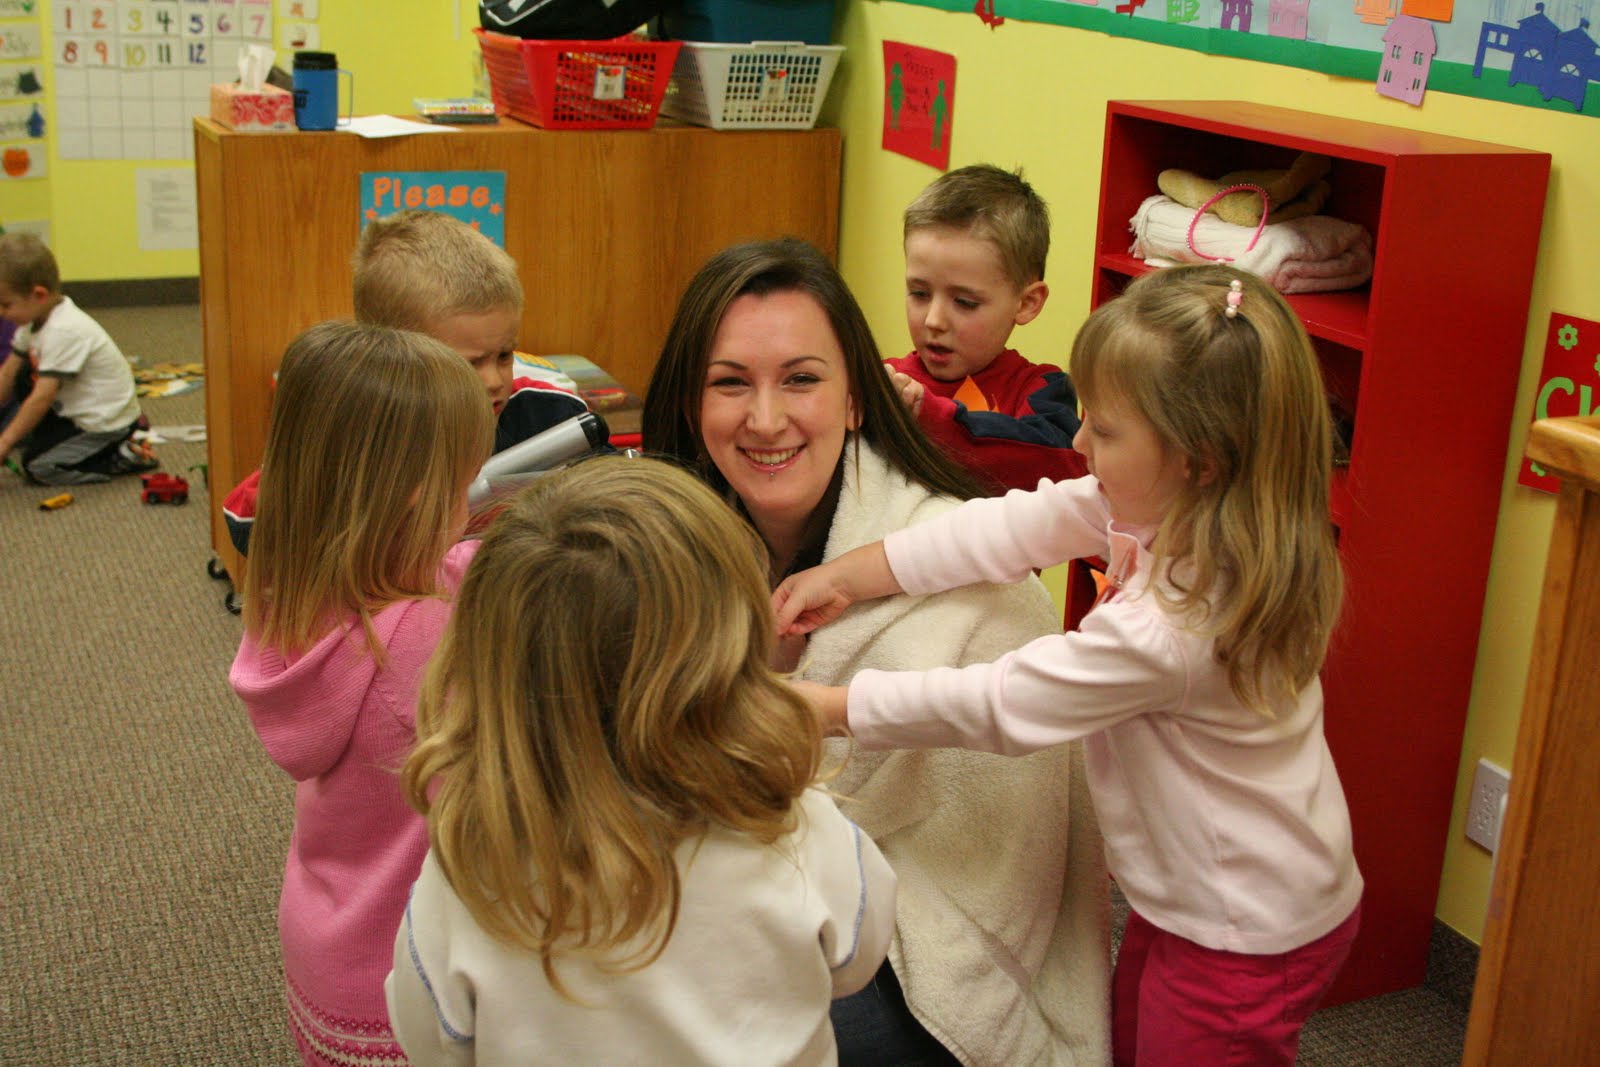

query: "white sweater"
xmin=798 ymin=439 xmax=1111 ymax=1067
xmin=850 ymin=475 xmax=1363 ymax=956
xmin=386 ymin=788 xmax=896 ymax=1067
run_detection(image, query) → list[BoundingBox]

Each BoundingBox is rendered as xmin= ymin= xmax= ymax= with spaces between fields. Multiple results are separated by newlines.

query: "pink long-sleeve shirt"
xmin=848 ymin=477 xmax=1362 ymax=955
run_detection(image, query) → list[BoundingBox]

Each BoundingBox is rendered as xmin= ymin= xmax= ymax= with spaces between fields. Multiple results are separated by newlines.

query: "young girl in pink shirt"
xmin=775 ymin=264 xmax=1362 ymax=1067
xmin=229 ymin=321 xmax=493 ymax=1067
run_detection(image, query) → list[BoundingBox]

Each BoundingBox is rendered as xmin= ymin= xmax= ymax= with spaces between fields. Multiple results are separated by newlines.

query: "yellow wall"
xmin=24 ymin=0 xmax=1598 ymax=945
xmin=24 ymin=0 xmax=485 ymax=280
xmin=824 ymin=0 xmax=1599 ymax=943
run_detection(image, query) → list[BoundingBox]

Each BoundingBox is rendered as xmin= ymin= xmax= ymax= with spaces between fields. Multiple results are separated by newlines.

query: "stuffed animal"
xmin=1157 ymin=151 xmax=1334 ymax=226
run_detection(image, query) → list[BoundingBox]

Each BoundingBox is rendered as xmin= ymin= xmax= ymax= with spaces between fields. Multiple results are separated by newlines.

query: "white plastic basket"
xmin=661 ymin=41 xmax=844 ymax=130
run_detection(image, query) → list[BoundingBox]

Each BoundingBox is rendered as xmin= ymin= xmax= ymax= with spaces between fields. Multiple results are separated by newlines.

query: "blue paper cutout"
xmin=1474 ymin=2 xmax=1600 ymax=111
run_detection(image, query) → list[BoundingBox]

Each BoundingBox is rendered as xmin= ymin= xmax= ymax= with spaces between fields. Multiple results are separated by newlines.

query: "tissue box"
xmin=210 ymin=82 xmax=294 ymax=132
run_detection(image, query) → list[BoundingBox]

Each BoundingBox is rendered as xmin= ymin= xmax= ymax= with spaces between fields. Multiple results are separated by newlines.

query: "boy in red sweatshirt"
xmin=888 ymin=164 xmax=1087 ymax=494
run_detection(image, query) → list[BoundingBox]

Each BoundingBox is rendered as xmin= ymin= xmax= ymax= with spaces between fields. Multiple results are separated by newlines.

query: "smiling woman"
xmin=644 ymin=238 xmax=1110 ymax=1067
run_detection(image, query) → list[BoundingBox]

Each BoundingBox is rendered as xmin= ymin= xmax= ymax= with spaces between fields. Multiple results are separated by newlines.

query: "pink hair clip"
xmin=1224 ymin=279 xmax=1244 ymax=318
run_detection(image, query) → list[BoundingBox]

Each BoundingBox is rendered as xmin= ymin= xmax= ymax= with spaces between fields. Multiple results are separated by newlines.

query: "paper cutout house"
xmin=1379 ymin=14 xmax=1437 ymax=105
xmin=1473 ymin=4 xmax=1600 ymax=112
xmin=1270 ymin=0 xmax=1310 ymax=39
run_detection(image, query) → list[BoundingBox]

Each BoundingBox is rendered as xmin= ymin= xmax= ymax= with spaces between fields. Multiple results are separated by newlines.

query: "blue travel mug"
xmin=292 ymin=51 xmax=353 ymax=131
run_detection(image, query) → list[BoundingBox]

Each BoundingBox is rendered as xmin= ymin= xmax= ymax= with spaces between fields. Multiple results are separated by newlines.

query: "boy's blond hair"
xmin=1071 ymin=264 xmax=1342 ymax=714
xmin=404 ymin=455 xmax=823 ymax=998
xmin=351 ymin=210 xmax=523 ymax=330
xmin=242 ymin=321 xmax=494 ymax=658
xmin=0 ymin=233 xmax=61 ymax=295
xmin=902 ymin=164 xmax=1050 ymax=291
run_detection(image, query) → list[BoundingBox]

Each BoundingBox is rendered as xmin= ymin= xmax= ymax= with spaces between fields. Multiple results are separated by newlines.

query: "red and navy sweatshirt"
xmin=887 ymin=348 xmax=1088 ymax=495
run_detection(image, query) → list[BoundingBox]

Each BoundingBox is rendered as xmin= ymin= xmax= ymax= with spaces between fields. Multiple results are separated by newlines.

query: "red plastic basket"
xmin=475 ymin=29 xmax=681 ymax=130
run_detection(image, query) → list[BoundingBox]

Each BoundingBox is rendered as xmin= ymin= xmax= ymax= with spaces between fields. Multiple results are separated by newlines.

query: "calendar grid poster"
xmin=52 ymin=0 xmax=280 ymax=161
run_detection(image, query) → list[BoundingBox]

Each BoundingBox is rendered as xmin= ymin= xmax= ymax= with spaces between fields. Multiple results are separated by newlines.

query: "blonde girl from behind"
xmin=230 ymin=320 xmax=493 ymax=1067
xmin=388 ymin=455 xmax=896 ymax=1067
xmin=775 ymin=264 xmax=1362 ymax=1067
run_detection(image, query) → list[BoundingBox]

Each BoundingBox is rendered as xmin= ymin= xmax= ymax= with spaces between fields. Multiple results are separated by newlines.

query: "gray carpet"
xmin=1 ymin=304 xmax=1469 ymax=1066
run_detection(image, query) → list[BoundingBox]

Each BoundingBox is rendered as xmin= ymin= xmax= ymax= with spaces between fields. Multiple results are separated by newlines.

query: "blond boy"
xmin=888 ymin=164 xmax=1087 ymax=493
xmin=223 ymin=211 xmax=589 ymax=553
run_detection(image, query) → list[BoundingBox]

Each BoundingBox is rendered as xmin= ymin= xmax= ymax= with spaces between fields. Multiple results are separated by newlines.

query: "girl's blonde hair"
xmin=403 ymin=456 xmax=823 ymax=994
xmin=242 ymin=321 xmax=494 ymax=657
xmin=1071 ymin=264 xmax=1343 ymax=713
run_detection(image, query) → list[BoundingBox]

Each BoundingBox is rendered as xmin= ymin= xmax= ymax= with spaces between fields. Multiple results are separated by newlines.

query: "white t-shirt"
xmin=387 ymin=787 xmax=895 ymax=1067
xmin=15 ymin=296 xmax=140 ymax=434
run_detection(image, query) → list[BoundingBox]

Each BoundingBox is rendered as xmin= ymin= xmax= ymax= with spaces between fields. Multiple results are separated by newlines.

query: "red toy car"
xmin=140 ymin=472 xmax=189 ymax=505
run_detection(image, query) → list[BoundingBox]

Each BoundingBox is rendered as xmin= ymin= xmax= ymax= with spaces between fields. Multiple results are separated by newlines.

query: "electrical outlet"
xmin=1466 ymin=759 xmax=1511 ymax=852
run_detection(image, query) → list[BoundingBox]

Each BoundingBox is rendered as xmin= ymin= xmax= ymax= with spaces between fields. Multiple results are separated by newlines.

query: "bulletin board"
xmin=894 ymin=0 xmax=1600 ymax=117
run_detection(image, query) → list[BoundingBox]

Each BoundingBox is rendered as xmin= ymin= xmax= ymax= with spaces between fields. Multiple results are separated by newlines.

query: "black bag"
xmin=480 ymin=0 xmax=668 ymax=40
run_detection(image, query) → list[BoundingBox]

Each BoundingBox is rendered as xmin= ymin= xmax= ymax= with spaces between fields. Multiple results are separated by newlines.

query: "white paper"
xmin=344 ymin=114 xmax=457 ymax=139
xmin=135 ymin=168 xmax=197 ymax=251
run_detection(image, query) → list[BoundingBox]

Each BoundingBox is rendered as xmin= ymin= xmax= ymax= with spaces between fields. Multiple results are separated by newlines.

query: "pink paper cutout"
xmin=1377 ymin=14 xmax=1436 ymax=105
xmin=1269 ymin=0 xmax=1310 ymax=38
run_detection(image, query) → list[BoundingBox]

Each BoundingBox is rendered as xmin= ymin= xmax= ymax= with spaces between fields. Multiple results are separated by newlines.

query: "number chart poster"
xmin=52 ymin=0 xmax=279 ymax=162
xmin=360 ymin=172 xmax=509 ymax=248
xmin=890 ymin=0 xmax=1600 ymax=117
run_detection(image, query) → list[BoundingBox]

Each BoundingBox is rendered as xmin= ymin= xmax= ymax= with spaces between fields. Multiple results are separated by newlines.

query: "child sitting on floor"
xmin=0 ymin=233 xmax=157 ymax=484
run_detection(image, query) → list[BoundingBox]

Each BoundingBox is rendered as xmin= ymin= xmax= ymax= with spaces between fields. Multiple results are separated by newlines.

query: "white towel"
xmin=798 ymin=439 xmax=1111 ymax=1067
xmin=1130 ymin=194 xmax=1373 ymax=293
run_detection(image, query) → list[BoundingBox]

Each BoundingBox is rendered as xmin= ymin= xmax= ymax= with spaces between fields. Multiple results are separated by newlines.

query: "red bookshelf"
xmin=1093 ymin=100 xmax=1550 ymax=1004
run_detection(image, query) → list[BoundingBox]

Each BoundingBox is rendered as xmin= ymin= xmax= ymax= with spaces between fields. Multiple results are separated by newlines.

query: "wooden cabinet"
xmin=194 ymin=117 xmax=841 ymax=578
xmin=1091 ymin=100 xmax=1550 ymax=1003
xmin=1464 ymin=416 xmax=1600 ymax=1066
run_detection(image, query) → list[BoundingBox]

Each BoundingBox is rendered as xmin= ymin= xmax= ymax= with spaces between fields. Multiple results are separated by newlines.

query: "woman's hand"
xmin=772 ymin=542 xmax=902 ymax=636
xmin=788 ymin=679 xmax=851 ymax=736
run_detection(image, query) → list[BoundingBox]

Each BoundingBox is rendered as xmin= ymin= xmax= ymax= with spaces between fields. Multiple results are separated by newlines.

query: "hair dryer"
xmin=467 ymin=411 xmax=610 ymax=508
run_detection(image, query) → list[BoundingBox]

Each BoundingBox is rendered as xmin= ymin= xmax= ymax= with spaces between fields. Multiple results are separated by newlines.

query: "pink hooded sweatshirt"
xmin=229 ymin=540 xmax=478 ymax=1065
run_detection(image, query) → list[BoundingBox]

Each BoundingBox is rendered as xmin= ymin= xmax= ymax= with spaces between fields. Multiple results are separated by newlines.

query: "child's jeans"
xmin=22 ymin=410 xmax=136 ymax=485
xmin=1112 ymin=904 xmax=1360 ymax=1067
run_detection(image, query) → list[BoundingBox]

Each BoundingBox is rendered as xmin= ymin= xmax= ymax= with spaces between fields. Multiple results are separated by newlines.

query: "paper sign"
xmin=882 ymin=41 xmax=955 ymax=171
xmin=136 ymin=168 xmax=199 ymax=250
xmin=1519 ymin=312 xmax=1600 ymax=493
xmin=361 ymin=171 xmax=507 ymax=247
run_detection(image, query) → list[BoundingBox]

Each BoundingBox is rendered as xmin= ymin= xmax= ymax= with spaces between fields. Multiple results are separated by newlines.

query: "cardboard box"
xmin=210 ymin=82 xmax=295 ymax=132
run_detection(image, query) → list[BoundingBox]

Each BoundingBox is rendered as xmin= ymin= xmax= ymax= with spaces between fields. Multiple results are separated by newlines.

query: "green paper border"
xmin=892 ymin=0 xmax=1600 ymax=117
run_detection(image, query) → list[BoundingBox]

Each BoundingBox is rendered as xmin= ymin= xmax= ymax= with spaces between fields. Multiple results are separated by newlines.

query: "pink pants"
xmin=1112 ymin=905 xmax=1360 ymax=1067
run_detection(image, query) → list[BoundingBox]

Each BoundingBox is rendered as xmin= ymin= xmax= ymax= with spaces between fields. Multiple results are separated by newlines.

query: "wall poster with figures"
xmin=882 ymin=40 xmax=956 ymax=169
xmin=886 ymin=0 xmax=1600 ymax=117
xmin=51 ymin=0 xmax=286 ymax=161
